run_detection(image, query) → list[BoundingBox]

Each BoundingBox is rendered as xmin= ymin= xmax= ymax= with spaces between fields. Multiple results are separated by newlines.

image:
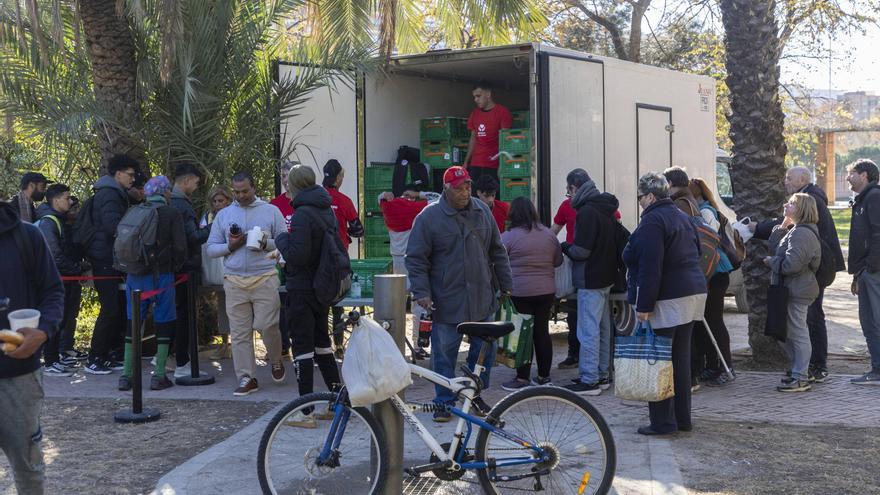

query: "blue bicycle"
xmin=257 ymin=313 xmax=616 ymax=494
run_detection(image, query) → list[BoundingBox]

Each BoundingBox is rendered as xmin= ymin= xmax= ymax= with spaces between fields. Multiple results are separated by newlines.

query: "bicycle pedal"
xmin=491 ymin=468 xmax=550 ymax=483
xmin=405 ymin=460 xmax=452 ymax=475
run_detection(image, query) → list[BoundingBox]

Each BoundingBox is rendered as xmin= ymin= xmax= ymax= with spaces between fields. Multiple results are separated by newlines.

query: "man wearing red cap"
xmin=406 ymin=166 xmax=513 ymax=422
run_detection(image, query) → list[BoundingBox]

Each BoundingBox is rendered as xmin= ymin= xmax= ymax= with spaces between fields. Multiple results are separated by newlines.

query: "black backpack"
xmin=392 ymin=146 xmax=423 ymax=197
xmin=302 ymin=207 xmax=352 ymax=305
xmin=72 ymin=196 xmax=98 ymax=250
xmin=809 ymin=229 xmax=837 ymax=287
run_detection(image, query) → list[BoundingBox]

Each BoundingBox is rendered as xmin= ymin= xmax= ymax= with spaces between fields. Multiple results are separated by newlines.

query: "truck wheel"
xmin=735 ymin=287 xmax=749 ymax=313
xmin=612 ymin=299 xmax=635 ymax=336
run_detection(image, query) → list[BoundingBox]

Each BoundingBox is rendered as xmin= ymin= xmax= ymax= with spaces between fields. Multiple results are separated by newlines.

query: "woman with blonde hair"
xmin=201 ymin=184 xmax=233 ymax=358
xmin=763 ymin=192 xmax=821 ymax=392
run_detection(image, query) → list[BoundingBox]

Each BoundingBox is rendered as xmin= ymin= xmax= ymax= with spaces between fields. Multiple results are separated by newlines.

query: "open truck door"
xmin=277 ymin=64 xmax=360 ymax=258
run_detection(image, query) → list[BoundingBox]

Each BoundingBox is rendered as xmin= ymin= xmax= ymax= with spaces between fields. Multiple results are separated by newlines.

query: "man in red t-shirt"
xmin=474 ymin=175 xmax=509 ymax=233
xmin=552 ymin=198 xmax=577 ymax=244
xmin=270 ymin=160 xmax=297 ymax=232
xmin=464 ymin=80 xmax=512 ymax=187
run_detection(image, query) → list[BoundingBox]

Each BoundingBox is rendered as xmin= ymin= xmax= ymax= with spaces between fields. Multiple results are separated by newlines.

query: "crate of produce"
xmin=364 ymin=186 xmax=385 ymax=214
xmin=511 ymin=110 xmax=530 ymax=129
xmin=421 ymin=141 xmax=456 ymax=169
xmin=364 ymin=212 xmax=387 ymax=236
xmin=500 ymin=178 xmax=531 ymax=201
xmin=365 ymin=162 xmax=395 ymax=188
xmin=350 ymin=258 xmax=393 ymax=297
xmin=420 ymin=117 xmax=468 ymax=141
xmin=499 ymin=154 xmax=532 ymax=178
xmin=499 ymin=129 xmax=532 ymax=154
xmin=364 ymin=237 xmax=392 ymax=259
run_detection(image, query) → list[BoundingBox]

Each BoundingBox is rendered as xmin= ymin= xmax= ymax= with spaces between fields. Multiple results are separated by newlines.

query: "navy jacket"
xmin=170 ymin=188 xmax=211 ymax=272
xmin=276 ymin=186 xmax=337 ymax=293
xmin=0 ymin=201 xmax=65 ymax=378
xmin=849 ymin=182 xmax=880 ymax=275
xmin=623 ymin=199 xmax=707 ymax=313
xmin=86 ymin=175 xmax=130 ymax=266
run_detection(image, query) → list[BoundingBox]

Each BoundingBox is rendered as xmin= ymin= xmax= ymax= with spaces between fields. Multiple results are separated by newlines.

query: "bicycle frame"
xmin=317 ymin=360 xmax=549 ymax=471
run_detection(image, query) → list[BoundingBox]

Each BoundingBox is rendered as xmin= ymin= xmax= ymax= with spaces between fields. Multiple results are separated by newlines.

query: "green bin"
xmin=499 ymin=154 xmax=532 ymax=178
xmin=511 ymin=110 xmax=530 ymax=129
xmin=364 ymin=237 xmax=392 ymax=259
xmin=500 ymin=178 xmax=531 ymax=201
xmin=420 ymin=117 xmax=468 ymax=141
xmin=499 ymin=129 xmax=532 ymax=154
xmin=365 ymin=162 xmax=395 ymax=189
xmin=364 ymin=213 xmax=387 ymax=236
xmin=364 ymin=186 xmax=385 ymax=213
xmin=421 ymin=141 xmax=456 ymax=169
xmin=350 ymin=258 xmax=393 ymax=297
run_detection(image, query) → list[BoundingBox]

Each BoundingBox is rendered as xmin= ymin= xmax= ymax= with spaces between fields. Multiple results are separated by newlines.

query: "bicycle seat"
xmin=456 ymin=321 xmax=515 ymax=340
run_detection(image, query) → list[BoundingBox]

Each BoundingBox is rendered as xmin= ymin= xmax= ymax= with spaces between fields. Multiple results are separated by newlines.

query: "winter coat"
xmin=35 ymin=203 xmax=85 ymax=276
xmin=0 ymin=201 xmax=65 ymax=378
xmin=623 ymin=198 xmax=707 ymax=313
xmin=139 ymin=196 xmax=188 ymax=274
xmin=206 ymin=197 xmax=287 ymax=277
xmin=849 ymin=182 xmax=880 ymax=275
xmin=564 ymin=180 xmax=619 ymax=289
xmin=405 ymin=194 xmax=513 ymax=325
xmin=768 ymin=223 xmax=821 ymax=304
xmin=86 ymin=175 xmax=130 ymax=267
xmin=170 ymin=187 xmax=211 ymax=272
xmin=275 ymin=185 xmax=338 ymax=292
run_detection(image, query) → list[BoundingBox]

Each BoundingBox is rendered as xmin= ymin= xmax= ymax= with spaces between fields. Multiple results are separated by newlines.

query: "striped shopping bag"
xmin=613 ymin=321 xmax=675 ymax=402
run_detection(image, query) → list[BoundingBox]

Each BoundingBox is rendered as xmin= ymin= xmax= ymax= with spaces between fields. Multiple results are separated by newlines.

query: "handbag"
xmin=613 ymin=321 xmax=675 ymax=402
xmin=201 ymin=244 xmax=224 ymax=286
xmin=494 ymin=299 xmax=535 ymax=368
xmin=764 ymin=241 xmax=789 ymax=342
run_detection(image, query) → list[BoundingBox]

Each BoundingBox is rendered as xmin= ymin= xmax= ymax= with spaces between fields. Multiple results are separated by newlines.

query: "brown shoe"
xmin=150 ymin=374 xmax=174 ymax=390
xmin=271 ymin=361 xmax=286 ymax=383
xmin=234 ymin=376 xmax=259 ymax=396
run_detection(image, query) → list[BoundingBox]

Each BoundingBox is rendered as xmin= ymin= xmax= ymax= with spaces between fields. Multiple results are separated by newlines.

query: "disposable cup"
xmin=8 ymin=309 xmax=40 ymax=331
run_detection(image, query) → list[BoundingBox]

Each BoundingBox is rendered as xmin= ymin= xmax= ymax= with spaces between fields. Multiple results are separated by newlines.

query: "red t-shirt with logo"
xmin=270 ymin=194 xmax=294 ymax=232
xmin=467 ymin=104 xmax=513 ymax=169
xmin=379 ymin=197 xmax=428 ymax=232
xmin=553 ymin=199 xmax=577 ymax=244
xmin=327 ymin=187 xmax=358 ymax=249
xmin=491 ymin=199 xmax=510 ymax=233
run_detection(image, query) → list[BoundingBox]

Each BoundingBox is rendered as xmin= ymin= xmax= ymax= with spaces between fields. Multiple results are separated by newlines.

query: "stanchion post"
xmin=372 ymin=274 xmax=407 ymax=494
xmin=177 ymin=273 xmax=215 ymax=386
xmin=115 ymin=289 xmax=161 ymax=424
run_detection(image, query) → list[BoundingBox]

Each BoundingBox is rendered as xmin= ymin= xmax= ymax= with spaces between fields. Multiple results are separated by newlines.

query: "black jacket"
xmin=849 ymin=182 xmax=880 ymax=275
xmin=142 ymin=197 xmax=188 ymax=274
xmin=754 ymin=183 xmax=846 ymax=274
xmin=276 ymin=185 xmax=337 ymax=292
xmin=0 ymin=201 xmax=65 ymax=378
xmin=170 ymin=188 xmax=210 ymax=272
xmin=35 ymin=204 xmax=86 ymax=276
xmin=563 ymin=181 xmax=620 ymax=290
xmin=86 ymin=175 xmax=130 ymax=266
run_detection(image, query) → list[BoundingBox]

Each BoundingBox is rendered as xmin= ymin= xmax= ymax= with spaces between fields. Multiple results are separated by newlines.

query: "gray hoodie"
xmin=206 ymin=197 xmax=287 ymax=277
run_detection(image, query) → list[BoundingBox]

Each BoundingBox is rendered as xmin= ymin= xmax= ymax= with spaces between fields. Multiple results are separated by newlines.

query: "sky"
xmin=780 ymin=25 xmax=880 ymax=93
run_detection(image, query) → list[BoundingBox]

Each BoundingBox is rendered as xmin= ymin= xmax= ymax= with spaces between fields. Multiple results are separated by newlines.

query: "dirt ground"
xmin=672 ymin=420 xmax=880 ymax=495
xmin=0 ymin=398 xmax=275 ymax=495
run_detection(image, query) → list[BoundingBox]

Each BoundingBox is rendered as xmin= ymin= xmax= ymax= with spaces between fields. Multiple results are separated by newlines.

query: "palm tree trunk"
xmin=78 ymin=0 xmax=145 ymax=171
xmin=721 ymin=0 xmax=788 ymax=364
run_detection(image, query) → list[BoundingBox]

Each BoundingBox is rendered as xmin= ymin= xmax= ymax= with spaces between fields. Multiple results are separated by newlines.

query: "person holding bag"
xmin=763 ymin=193 xmax=821 ymax=393
xmin=499 ymin=197 xmax=562 ymax=390
xmin=623 ymin=173 xmax=707 ymax=436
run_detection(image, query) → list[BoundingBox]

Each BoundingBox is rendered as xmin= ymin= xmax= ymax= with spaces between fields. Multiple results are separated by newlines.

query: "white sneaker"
xmin=173 ymin=362 xmax=208 ymax=379
xmin=284 ymin=410 xmax=317 ymax=428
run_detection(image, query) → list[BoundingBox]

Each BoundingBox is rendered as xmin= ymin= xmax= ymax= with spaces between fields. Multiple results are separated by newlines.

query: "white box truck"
xmin=277 ymin=43 xmax=731 ymax=330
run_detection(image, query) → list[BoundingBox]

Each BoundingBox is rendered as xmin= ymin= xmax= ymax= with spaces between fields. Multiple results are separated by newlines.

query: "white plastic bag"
xmin=732 ymin=217 xmax=754 ymax=244
xmin=555 ymin=256 xmax=575 ymax=298
xmin=341 ymin=316 xmax=413 ymax=407
xmin=201 ymin=244 xmax=224 ymax=286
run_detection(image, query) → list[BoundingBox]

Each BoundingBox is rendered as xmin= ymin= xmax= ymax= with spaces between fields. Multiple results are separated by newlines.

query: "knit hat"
xmin=144 ymin=175 xmax=172 ymax=196
xmin=322 ymin=159 xmax=343 ymax=188
xmin=287 ymin=165 xmax=316 ymax=198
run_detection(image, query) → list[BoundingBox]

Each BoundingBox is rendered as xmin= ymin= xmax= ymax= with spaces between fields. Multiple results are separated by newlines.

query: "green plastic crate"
xmin=350 ymin=258 xmax=392 ymax=297
xmin=499 ymin=153 xmax=532 ymax=178
xmin=420 ymin=117 xmax=468 ymax=141
xmin=364 ymin=237 xmax=392 ymax=259
xmin=499 ymin=129 xmax=532 ymax=154
xmin=452 ymin=136 xmax=470 ymax=149
xmin=511 ymin=110 xmax=530 ymax=129
xmin=365 ymin=186 xmax=385 ymax=213
xmin=500 ymin=178 xmax=531 ymax=201
xmin=421 ymin=141 xmax=456 ymax=169
xmin=365 ymin=162 xmax=395 ymax=189
xmin=364 ymin=213 xmax=387 ymax=236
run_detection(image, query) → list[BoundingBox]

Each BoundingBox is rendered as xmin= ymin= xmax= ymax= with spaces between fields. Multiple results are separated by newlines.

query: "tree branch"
xmin=563 ymin=0 xmax=630 ymax=60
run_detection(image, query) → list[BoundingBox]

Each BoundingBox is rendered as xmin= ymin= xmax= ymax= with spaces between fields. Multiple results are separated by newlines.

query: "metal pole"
xmin=372 ymin=274 xmax=407 ymax=495
xmin=115 ymin=289 xmax=161 ymax=423
xmin=177 ymin=272 xmax=214 ymax=386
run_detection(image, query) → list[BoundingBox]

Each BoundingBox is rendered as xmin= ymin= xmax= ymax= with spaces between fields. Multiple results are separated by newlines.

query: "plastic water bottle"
xmin=350 ymin=275 xmax=362 ymax=298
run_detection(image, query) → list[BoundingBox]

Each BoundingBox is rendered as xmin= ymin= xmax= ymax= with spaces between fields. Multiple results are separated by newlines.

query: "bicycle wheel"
xmin=475 ymin=387 xmax=616 ymax=495
xmin=257 ymin=392 xmax=388 ymax=494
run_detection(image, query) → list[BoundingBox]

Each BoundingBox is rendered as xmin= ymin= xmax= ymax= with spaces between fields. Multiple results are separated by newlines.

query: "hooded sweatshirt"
xmin=206 ymin=197 xmax=287 ymax=278
xmin=564 ymin=180 xmax=620 ymax=289
xmin=170 ymin=187 xmax=211 ymax=271
xmin=35 ymin=203 xmax=85 ymax=276
xmin=0 ymin=201 xmax=65 ymax=378
xmin=276 ymin=185 xmax=337 ymax=292
xmin=87 ymin=175 xmax=130 ymax=266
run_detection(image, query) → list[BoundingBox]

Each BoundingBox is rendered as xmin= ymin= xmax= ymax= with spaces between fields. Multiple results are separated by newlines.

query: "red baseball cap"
xmin=443 ymin=166 xmax=472 ymax=188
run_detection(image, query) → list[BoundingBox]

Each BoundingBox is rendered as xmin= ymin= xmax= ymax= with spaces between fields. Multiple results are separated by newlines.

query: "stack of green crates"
xmin=498 ymin=111 xmax=532 ymax=199
xmin=511 ymin=110 xmax=530 ymax=129
xmin=363 ymin=162 xmax=393 ymax=258
xmin=350 ymin=259 xmax=393 ymax=297
xmin=420 ymin=117 xmax=469 ymax=171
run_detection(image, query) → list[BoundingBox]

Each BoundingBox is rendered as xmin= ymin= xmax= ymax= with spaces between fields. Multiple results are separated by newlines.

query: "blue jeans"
xmin=859 ymin=270 xmax=880 ymax=371
xmin=0 ymin=371 xmax=45 ymax=494
xmin=431 ymin=318 xmax=496 ymax=405
xmin=577 ymin=286 xmax=612 ymax=384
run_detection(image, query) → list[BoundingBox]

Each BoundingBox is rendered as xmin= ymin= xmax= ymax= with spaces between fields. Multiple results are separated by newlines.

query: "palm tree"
xmin=720 ymin=0 xmax=788 ymax=363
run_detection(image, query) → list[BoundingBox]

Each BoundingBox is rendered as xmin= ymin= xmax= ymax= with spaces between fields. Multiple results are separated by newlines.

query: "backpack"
xmin=612 ymin=221 xmax=631 ymax=293
xmin=702 ymin=205 xmax=744 ymax=271
xmin=112 ymin=203 xmax=160 ymax=275
xmin=689 ymin=216 xmax=722 ymax=280
xmin=302 ymin=207 xmax=352 ymax=306
xmin=72 ymin=196 xmax=97 ymax=250
xmin=392 ymin=146 xmax=424 ymax=197
xmin=809 ymin=229 xmax=837 ymax=287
